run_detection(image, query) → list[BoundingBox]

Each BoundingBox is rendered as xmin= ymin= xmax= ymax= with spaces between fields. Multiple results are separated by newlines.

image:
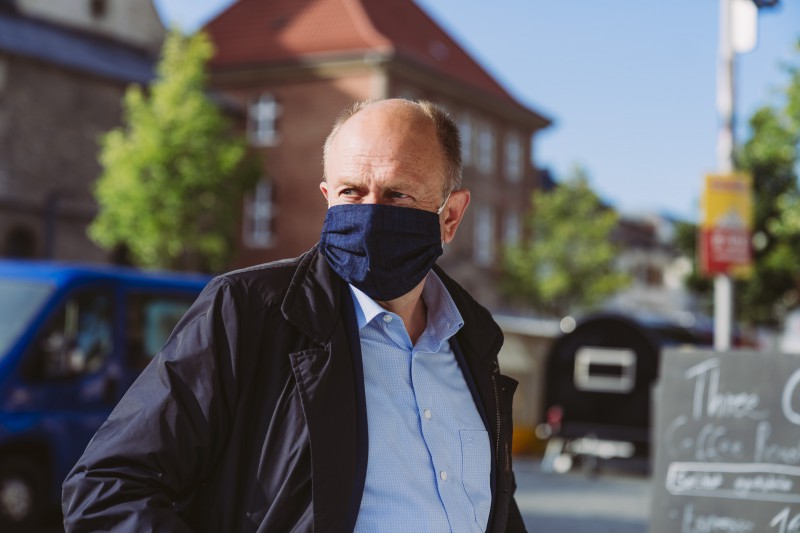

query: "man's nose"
xmin=362 ymin=192 xmax=384 ymax=205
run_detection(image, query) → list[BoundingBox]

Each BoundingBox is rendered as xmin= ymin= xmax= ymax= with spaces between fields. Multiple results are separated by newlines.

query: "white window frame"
xmin=504 ymin=132 xmax=523 ymax=183
xmin=458 ymin=113 xmax=473 ymax=166
xmin=474 ymin=205 xmax=494 ymax=266
xmin=243 ymin=179 xmax=274 ymax=248
xmin=504 ymin=210 xmax=521 ymax=246
xmin=476 ymin=121 xmax=495 ymax=174
xmin=248 ymin=93 xmax=280 ymax=146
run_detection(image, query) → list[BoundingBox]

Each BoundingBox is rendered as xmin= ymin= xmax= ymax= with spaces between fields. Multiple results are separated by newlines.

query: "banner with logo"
xmin=699 ymin=173 xmax=753 ymax=277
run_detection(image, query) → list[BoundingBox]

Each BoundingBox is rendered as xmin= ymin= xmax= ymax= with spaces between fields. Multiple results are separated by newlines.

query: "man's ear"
xmin=319 ymin=181 xmax=330 ymax=203
xmin=440 ymin=189 xmax=470 ymax=244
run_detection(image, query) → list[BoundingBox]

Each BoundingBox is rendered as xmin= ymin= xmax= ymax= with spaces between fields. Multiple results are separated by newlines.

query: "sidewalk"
xmin=515 ymin=458 xmax=651 ymax=532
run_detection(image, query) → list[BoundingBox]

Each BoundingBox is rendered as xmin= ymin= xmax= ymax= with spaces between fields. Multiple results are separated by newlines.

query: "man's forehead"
xmin=329 ymin=115 xmax=434 ymax=161
xmin=339 ymin=101 xmax=431 ymax=138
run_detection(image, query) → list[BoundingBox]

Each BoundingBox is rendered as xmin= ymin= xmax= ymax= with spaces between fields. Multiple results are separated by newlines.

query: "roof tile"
xmin=205 ymin=0 xmax=513 ymax=103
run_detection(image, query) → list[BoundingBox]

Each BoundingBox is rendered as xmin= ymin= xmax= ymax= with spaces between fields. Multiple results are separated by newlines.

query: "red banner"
xmin=699 ymin=174 xmax=753 ymax=277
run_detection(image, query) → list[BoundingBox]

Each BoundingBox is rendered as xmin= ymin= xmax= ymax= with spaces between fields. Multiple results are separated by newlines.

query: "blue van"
xmin=0 ymin=260 xmax=209 ymax=530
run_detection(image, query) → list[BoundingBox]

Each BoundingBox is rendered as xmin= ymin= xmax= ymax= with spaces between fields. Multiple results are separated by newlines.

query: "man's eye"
xmin=388 ymin=191 xmax=409 ymax=199
xmin=340 ymin=188 xmax=358 ymax=196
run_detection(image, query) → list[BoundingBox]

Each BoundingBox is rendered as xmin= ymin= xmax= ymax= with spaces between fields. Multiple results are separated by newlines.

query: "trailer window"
xmin=0 ymin=280 xmax=54 ymax=360
xmin=574 ymin=347 xmax=637 ymax=394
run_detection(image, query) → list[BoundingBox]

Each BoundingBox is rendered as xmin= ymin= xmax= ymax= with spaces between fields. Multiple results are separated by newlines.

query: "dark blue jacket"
xmin=62 ymin=246 xmax=525 ymax=532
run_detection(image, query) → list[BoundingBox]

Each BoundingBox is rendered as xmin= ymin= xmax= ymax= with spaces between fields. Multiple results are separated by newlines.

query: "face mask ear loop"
xmin=436 ymin=192 xmax=452 ymax=215
xmin=437 ymin=192 xmax=452 ymax=247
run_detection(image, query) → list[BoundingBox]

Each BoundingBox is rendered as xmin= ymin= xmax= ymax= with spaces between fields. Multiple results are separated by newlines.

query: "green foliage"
xmin=502 ymin=168 xmax=630 ymax=318
xmin=89 ymin=29 xmax=259 ymax=273
xmin=676 ymin=38 xmax=800 ymax=325
xmin=735 ymin=41 xmax=800 ymax=324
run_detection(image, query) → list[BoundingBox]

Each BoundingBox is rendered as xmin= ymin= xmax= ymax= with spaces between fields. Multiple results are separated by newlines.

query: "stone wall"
xmin=0 ymin=55 xmax=127 ymax=261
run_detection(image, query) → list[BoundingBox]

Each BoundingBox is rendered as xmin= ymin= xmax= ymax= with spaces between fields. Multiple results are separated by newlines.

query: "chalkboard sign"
xmin=651 ymin=349 xmax=800 ymax=533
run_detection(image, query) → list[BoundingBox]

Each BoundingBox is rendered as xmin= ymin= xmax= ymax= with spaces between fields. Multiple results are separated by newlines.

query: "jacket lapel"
xmin=283 ymin=247 xmax=359 ymax=532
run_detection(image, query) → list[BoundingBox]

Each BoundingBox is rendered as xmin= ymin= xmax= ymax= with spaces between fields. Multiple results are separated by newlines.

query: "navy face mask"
xmin=319 ymin=203 xmax=444 ymax=301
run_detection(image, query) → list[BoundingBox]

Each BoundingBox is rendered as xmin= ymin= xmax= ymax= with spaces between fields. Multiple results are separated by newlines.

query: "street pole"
xmin=715 ymin=0 xmax=735 ymax=351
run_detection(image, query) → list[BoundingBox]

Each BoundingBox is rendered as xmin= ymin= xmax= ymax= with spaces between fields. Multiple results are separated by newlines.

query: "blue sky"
xmin=154 ymin=0 xmax=800 ymax=221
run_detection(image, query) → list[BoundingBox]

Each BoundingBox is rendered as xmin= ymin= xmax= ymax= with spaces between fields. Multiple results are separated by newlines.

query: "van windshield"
xmin=0 ymin=280 xmax=54 ymax=359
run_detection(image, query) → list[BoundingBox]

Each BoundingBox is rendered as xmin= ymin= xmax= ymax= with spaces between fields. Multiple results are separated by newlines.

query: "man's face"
xmin=321 ymin=101 xmax=448 ymax=210
xmin=321 ymin=100 xmax=469 ymax=244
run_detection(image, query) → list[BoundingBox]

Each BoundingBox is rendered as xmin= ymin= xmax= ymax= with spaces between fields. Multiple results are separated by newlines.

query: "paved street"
xmin=515 ymin=458 xmax=651 ymax=533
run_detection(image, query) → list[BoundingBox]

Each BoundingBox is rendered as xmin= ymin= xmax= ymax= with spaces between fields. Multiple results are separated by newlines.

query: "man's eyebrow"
xmin=393 ymin=176 xmax=433 ymax=190
xmin=334 ymin=179 xmax=365 ymax=188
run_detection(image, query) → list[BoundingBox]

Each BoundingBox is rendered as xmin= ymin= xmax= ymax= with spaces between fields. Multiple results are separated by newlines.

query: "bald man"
xmin=63 ymin=99 xmax=526 ymax=533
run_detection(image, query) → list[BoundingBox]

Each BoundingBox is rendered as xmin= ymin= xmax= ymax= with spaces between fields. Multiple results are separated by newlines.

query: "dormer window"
xmin=248 ymin=93 xmax=280 ymax=146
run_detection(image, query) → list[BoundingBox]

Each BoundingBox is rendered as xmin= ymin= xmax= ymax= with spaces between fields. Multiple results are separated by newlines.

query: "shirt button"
xmin=423 ymin=409 xmax=432 ymax=419
xmin=383 ymin=314 xmax=392 ymax=323
xmin=440 ymin=471 xmax=448 ymax=481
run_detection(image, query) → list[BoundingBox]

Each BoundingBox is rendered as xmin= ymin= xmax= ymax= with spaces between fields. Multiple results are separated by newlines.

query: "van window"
xmin=0 ymin=280 xmax=54 ymax=360
xmin=27 ymin=287 xmax=114 ymax=380
xmin=127 ymin=293 xmax=195 ymax=369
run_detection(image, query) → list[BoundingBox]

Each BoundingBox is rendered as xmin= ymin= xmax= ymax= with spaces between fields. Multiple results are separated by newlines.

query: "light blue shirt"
xmin=351 ymin=272 xmax=491 ymax=533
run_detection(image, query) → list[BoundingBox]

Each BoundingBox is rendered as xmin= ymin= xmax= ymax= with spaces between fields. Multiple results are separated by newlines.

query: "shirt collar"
xmin=348 ymin=283 xmax=387 ymax=330
xmin=421 ymin=270 xmax=464 ymax=343
xmin=348 ymin=272 xmax=464 ymax=341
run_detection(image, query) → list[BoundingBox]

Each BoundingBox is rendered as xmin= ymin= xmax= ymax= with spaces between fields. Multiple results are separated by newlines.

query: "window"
xmin=243 ymin=179 xmax=275 ymax=248
xmin=248 ymin=93 xmax=280 ymax=146
xmin=504 ymin=132 xmax=523 ymax=183
xmin=474 ymin=205 xmax=494 ymax=267
xmin=0 ymin=280 xmax=53 ymax=360
xmin=476 ymin=121 xmax=495 ymax=174
xmin=127 ymin=293 xmax=197 ymax=370
xmin=504 ymin=210 xmax=521 ymax=246
xmin=458 ymin=113 xmax=473 ymax=166
xmin=26 ymin=287 xmax=114 ymax=380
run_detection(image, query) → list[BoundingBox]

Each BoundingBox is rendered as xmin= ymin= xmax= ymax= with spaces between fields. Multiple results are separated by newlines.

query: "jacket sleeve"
xmin=62 ymin=277 xmax=241 ymax=532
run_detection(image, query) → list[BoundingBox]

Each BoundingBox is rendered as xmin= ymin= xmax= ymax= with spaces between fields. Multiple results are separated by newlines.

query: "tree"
xmin=502 ymin=168 xmax=630 ymax=318
xmin=89 ymin=29 xmax=259 ymax=273
xmin=676 ymin=39 xmax=800 ymax=326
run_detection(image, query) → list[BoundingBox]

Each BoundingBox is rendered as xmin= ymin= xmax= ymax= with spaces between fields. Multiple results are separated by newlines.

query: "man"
xmin=62 ymin=99 xmax=525 ymax=532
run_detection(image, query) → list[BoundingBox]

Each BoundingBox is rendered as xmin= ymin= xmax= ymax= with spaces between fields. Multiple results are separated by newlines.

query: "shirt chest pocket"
xmin=460 ymin=429 xmax=491 ymax=530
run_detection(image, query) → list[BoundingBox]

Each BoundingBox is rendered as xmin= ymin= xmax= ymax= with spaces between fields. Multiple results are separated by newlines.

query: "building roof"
xmin=0 ymin=11 xmax=155 ymax=84
xmin=205 ymin=0 xmax=542 ymax=116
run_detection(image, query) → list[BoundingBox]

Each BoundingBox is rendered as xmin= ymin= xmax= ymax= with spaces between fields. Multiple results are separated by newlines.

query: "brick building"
xmin=0 ymin=0 xmax=163 ymax=262
xmin=205 ymin=0 xmax=551 ymax=307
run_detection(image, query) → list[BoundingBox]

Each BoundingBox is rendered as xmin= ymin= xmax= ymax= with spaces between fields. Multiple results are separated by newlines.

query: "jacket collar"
xmin=281 ymin=244 xmax=342 ymax=345
xmin=280 ymin=247 xmax=504 ymax=361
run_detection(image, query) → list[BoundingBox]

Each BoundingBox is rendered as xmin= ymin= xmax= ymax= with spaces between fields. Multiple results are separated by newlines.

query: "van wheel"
xmin=0 ymin=458 xmax=45 ymax=532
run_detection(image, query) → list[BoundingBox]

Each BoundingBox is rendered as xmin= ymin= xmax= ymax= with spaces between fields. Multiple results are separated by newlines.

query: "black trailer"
xmin=538 ymin=312 xmax=712 ymax=474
